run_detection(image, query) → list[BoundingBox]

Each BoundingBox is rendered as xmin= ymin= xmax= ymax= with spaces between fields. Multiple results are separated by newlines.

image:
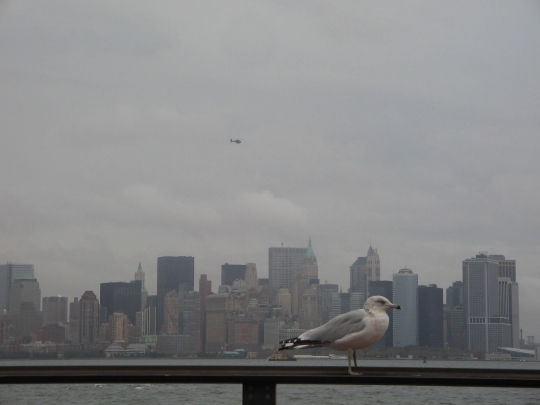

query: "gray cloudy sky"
xmin=1 ymin=2 xmax=540 ymax=336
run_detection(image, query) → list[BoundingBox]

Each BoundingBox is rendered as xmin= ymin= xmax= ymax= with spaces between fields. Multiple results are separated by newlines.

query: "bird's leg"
xmin=347 ymin=349 xmax=362 ymax=376
xmin=353 ymin=350 xmax=358 ymax=368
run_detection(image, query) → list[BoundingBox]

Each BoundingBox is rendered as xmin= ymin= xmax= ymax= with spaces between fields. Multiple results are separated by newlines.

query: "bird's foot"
xmin=347 ymin=367 xmax=363 ymax=376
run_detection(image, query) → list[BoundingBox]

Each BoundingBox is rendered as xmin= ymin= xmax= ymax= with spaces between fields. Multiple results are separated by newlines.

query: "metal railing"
xmin=1 ymin=365 xmax=540 ymax=405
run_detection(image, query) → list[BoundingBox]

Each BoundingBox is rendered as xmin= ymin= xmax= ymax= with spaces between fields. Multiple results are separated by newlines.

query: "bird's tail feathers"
xmin=278 ymin=337 xmax=330 ymax=351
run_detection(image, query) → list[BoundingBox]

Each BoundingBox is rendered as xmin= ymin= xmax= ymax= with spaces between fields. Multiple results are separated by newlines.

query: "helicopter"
xmin=230 ymin=139 xmax=241 ymax=144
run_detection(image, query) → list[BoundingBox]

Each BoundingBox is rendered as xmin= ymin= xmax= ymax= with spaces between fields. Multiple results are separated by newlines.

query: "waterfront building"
xmin=418 ymin=284 xmax=444 ymax=347
xmin=445 ymin=306 xmax=464 ymax=349
xmin=268 ymin=246 xmax=308 ymax=291
xmin=179 ymin=290 xmax=201 ymax=354
xmin=78 ymin=290 xmax=100 ymax=345
xmin=42 ymin=296 xmax=68 ymax=325
xmin=227 ymin=315 xmax=259 ymax=353
xmin=100 ymin=281 xmax=142 ymax=325
xmin=0 ymin=263 xmax=35 ymax=313
xmin=463 ymin=254 xmax=513 ymax=352
xmin=157 ymin=256 xmax=194 ymax=332
xmin=393 ymin=268 xmax=418 ymax=347
xmin=199 ymin=274 xmax=212 ymax=352
xmin=109 ymin=312 xmax=129 ymax=343
xmin=0 ymin=310 xmax=14 ymax=345
xmin=369 ymin=280 xmax=394 ymax=348
xmin=263 ymin=318 xmax=280 ymax=350
xmin=9 ymin=276 xmax=43 ymax=339
xmin=162 ymin=290 xmax=179 ymax=335
xmin=135 ymin=306 xmax=157 ymax=337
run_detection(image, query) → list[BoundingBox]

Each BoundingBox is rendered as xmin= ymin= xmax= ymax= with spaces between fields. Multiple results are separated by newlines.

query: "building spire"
xmin=305 ymin=238 xmax=317 ymax=259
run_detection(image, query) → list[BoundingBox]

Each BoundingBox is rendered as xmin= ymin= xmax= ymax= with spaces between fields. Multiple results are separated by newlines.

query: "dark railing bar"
xmin=1 ymin=365 xmax=540 ymax=388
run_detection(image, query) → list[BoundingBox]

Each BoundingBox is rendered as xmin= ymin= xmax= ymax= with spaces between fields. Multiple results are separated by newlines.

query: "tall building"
xmin=42 ymin=296 xmax=68 ymax=325
xmin=393 ymin=268 xmax=418 ymax=347
xmin=199 ymin=274 xmax=212 ymax=352
xmin=78 ymin=291 xmax=100 ymax=345
xmin=179 ymin=290 xmax=201 ymax=354
xmin=369 ymin=280 xmax=394 ymax=348
xmin=245 ymin=263 xmax=257 ymax=290
xmin=492 ymin=255 xmax=519 ymax=348
xmin=134 ymin=262 xmax=148 ymax=310
xmin=463 ymin=254 xmax=513 ymax=353
xmin=301 ymin=239 xmax=318 ymax=281
xmin=9 ymin=276 xmax=42 ymax=339
xmin=136 ymin=306 xmax=156 ymax=337
xmin=221 ymin=264 xmax=247 ymax=286
xmin=446 ymin=281 xmax=463 ymax=308
xmin=268 ymin=246 xmax=308 ymax=291
xmin=162 ymin=290 xmax=179 ymax=335
xmin=109 ymin=312 xmax=129 ymax=343
xmin=0 ymin=263 xmax=34 ymax=312
xmin=67 ymin=297 xmax=79 ymax=344
xmin=418 ymin=284 xmax=444 ymax=347
xmin=316 ymin=283 xmax=339 ymax=323
xmin=100 ymin=281 xmax=142 ymax=325
xmin=329 ymin=292 xmax=364 ymax=319
xmin=291 ymin=274 xmax=310 ymax=316
xmin=276 ymin=288 xmax=292 ymax=316
xmin=298 ymin=285 xmax=321 ymax=330
xmin=350 ymin=245 xmax=380 ymax=304
xmin=9 ymin=276 xmax=41 ymax=314
xmin=157 ymin=256 xmax=194 ymax=332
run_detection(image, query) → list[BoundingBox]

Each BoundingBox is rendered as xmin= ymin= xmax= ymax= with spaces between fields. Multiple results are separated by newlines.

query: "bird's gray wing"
xmin=299 ymin=309 xmax=368 ymax=343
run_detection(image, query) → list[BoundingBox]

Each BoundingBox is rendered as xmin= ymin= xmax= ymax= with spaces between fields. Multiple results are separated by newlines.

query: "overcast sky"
xmin=1 ymin=1 xmax=539 ymax=336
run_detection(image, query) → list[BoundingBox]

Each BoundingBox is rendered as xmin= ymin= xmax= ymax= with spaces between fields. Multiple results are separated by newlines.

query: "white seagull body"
xmin=279 ymin=295 xmax=401 ymax=374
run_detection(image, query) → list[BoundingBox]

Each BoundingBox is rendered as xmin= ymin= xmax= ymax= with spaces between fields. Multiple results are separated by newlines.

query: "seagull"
xmin=278 ymin=295 xmax=402 ymax=375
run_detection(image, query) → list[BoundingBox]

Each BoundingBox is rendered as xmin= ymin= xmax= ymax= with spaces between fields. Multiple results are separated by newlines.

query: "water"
xmin=1 ymin=359 xmax=539 ymax=405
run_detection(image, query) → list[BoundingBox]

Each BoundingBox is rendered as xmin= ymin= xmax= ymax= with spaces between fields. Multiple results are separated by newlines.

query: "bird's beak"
xmin=391 ymin=304 xmax=402 ymax=310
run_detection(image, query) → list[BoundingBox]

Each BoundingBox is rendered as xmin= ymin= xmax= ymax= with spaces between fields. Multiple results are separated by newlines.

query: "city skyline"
xmin=0 ymin=245 xmax=530 ymax=338
xmin=2 ymin=2 xmax=540 ymax=344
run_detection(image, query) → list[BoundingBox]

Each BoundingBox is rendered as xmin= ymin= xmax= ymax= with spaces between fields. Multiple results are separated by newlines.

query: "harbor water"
xmin=1 ymin=358 xmax=539 ymax=405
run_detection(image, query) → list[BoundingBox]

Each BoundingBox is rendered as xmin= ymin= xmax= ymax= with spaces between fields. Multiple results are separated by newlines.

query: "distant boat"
xmin=268 ymin=352 xmax=296 ymax=361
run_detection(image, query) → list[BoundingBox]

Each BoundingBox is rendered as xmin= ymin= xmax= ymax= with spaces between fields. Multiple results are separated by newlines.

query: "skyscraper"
xmin=134 ymin=262 xmax=148 ymax=310
xmin=350 ymin=245 xmax=380 ymax=304
xmin=78 ymin=291 xmax=100 ymax=345
xmin=268 ymin=246 xmax=308 ymax=291
xmin=418 ymin=284 xmax=444 ymax=347
xmin=100 ymin=280 xmax=142 ymax=325
xmin=301 ymin=239 xmax=318 ymax=282
xmin=0 ymin=263 xmax=34 ymax=312
xmin=157 ymin=256 xmax=194 ymax=332
xmin=316 ymin=283 xmax=338 ymax=323
xmin=42 ymin=296 xmax=68 ymax=325
xmin=198 ymin=274 xmax=212 ymax=352
xmin=462 ymin=254 xmax=513 ymax=352
xmin=393 ymin=268 xmax=418 ymax=347
xmin=446 ymin=281 xmax=463 ymax=308
xmin=9 ymin=275 xmax=42 ymax=339
xmin=221 ymin=264 xmax=247 ymax=286
xmin=244 ymin=263 xmax=257 ymax=290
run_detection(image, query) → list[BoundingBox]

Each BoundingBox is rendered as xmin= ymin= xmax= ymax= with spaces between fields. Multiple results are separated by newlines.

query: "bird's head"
xmin=364 ymin=296 xmax=402 ymax=313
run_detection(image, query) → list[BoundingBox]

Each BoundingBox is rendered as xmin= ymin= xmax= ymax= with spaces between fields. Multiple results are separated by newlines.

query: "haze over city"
xmin=1 ymin=1 xmax=539 ymax=338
